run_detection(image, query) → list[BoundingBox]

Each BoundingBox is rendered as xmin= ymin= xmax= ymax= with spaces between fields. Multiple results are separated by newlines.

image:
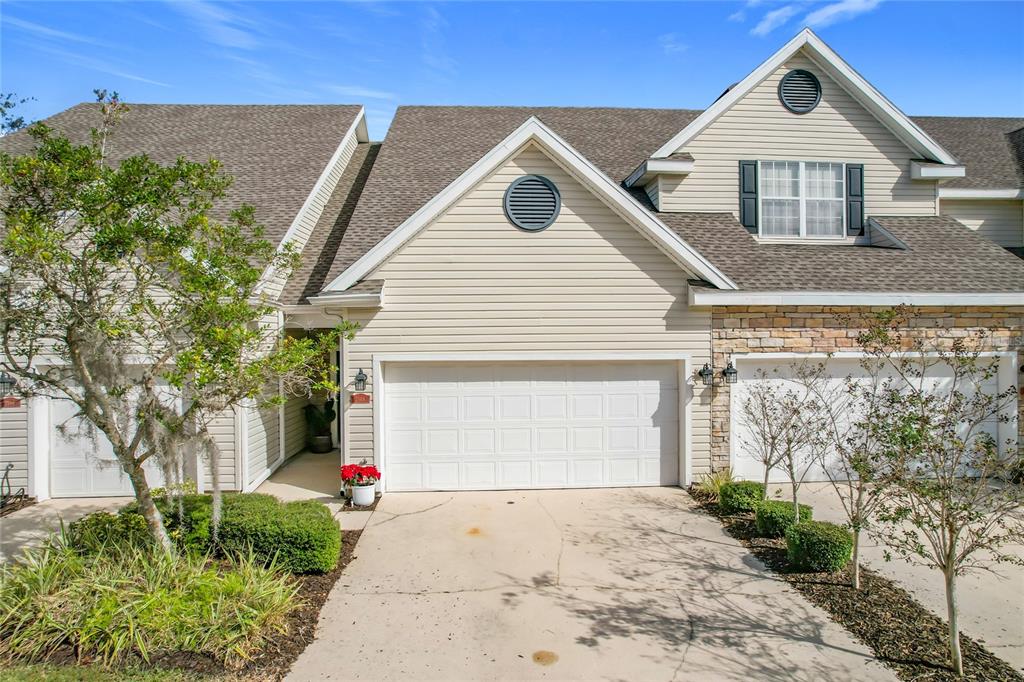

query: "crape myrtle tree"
xmin=861 ymin=308 xmax=1022 ymax=676
xmin=738 ymin=366 xmax=820 ymax=515
xmin=0 ymin=92 xmax=353 ymax=553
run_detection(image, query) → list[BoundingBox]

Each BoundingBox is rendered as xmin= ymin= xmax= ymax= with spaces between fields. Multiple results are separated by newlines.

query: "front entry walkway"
xmin=0 ymin=497 xmax=130 ymax=562
xmin=288 ymin=488 xmax=895 ymax=681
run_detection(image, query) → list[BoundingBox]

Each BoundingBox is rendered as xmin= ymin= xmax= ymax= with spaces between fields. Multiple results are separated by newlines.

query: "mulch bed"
xmin=693 ymin=493 xmax=1022 ymax=682
xmin=0 ymin=496 xmax=36 ymax=518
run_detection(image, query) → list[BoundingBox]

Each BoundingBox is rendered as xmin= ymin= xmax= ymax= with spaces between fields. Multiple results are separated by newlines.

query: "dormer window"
xmin=759 ymin=161 xmax=845 ymax=239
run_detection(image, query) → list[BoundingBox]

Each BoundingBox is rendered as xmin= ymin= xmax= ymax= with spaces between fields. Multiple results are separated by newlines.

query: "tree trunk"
xmin=945 ymin=567 xmax=964 ymax=676
xmin=762 ymin=466 xmax=771 ymax=500
xmin=852 ymin=529 xmax=861 ymax=590
xmin=791 ymin=483 xmax=800 ymax=523
xmin=126 ymin=462 xmax=174 ymax=554
xmin=209 ymin=449 xmax=222 ymax=546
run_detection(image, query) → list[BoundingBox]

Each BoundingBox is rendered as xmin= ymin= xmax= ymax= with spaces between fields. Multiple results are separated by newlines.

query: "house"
xmin=2 ymin=29 xmax=1021 ymax=499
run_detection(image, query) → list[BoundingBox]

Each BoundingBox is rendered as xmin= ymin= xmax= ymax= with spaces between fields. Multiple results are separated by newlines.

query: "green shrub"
xmin=693 ymin=468 xmax=734 ymax=503
xmin=754 ymin=500 xmax=813 ymax=538
xmin=0 ymin=544 xmax=297 ymax=667
xmin=786 ymin=521 xmax=853 ymax=573
xmin=718 ymin=481 xmax=765 ymax=514
xmin=120 ymin=493 xmax=339 ymax=574
xmin=67 ymin=511 xmax=152 ymax=554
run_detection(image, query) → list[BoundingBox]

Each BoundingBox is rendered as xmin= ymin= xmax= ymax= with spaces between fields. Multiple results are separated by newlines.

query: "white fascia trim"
xmin=304 ymin=292 xmax=382 ymax=307
xmin=938 ymin=188 xmax=1023 ymax=200
xmin=688 ymin=289 xmax=1024 ymax=307
xmin=911 ymin=161 xmax=966 ymax=180
xmin=651 ymin=29 xmax=958 ymax=166
xmin=624 ymin=158 xmax=695 ymax=188
xmin=258 ymin=108 xmax=367 ymax=296
xmin=322 ymin=116 xmax=737 ymax=293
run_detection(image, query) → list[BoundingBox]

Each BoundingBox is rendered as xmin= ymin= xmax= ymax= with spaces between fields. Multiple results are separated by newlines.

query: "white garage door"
xmin=731 ymin=355 xmax=1006 ymax=483
xmin=383 ymin=362 xmax=680 ymax=491
xmin=50 ymin=399 xmax=165 ymax=498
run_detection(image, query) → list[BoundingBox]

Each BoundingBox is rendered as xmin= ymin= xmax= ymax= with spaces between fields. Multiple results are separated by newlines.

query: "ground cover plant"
xmin=718 ymin=480 xmax=764 ymax=514
xmin=754 ymin=499 xmax=811 ymax=538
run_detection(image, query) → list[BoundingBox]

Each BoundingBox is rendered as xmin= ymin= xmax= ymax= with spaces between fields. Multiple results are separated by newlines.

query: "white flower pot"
xmin=352 ymin=483 xmax=376 ymax=507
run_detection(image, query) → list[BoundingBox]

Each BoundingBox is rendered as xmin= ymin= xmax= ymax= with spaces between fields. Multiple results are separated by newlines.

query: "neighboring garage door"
xmin=730 ymin=355 xmax=1006 ymax=483
xmin=383 ymin=361 xmax=680 ymax=491
xmin=49 ymin=398 xmax=165 ymax=498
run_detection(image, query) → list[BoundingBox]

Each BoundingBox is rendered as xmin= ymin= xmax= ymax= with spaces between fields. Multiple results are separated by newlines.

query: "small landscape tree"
xmin=0 ymin=92 xmax=350 ymax=552
xmin=861 ymin=308 xmax=1022 ymax=676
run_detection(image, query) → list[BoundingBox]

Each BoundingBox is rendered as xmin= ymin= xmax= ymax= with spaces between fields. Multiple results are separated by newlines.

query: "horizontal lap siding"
xmin=941 ymin=199 xmax=1024 ymax=248
xmin=245 ymin=405 xmax=280 ymax=487
xmin=346 ymin=144 xmax=714 ymax=475
xmin=659 ymin=51 xmax=936 ymax=217
xmin=202 ymin=410 xmax=237 ymax=491
xmin=0 ymin=404 xmax=29 ymax=493
xmin=284 ymin=394 xmax=308 ymax=458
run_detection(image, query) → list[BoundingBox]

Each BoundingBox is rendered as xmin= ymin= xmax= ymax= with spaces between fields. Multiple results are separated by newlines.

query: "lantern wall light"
xmin=697 ymin=361 xmax=738 ymax=387
xmin=0 ymin=372 xmax=15 ymax=399
xmin=353 ymin=369 xmax=367 ymax=392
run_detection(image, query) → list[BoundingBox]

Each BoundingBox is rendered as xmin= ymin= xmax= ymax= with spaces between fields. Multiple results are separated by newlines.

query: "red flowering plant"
xmin=341 ymin=464 xmax=381 ymax=487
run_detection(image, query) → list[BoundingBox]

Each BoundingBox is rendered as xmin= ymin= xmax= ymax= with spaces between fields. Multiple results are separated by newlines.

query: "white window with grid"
xmin=759 ymin=161 xmax=845 ymax=239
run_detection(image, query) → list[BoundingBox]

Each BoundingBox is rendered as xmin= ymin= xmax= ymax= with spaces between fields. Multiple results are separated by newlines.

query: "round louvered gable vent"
xmin=778 ymin=69 xmax=821 ymax=114
xmin=504 ymin=175 xmax=560 ymax=231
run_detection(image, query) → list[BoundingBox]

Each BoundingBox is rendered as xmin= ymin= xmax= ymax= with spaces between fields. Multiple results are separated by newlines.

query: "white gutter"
xmin=688 ymin=288 xmax=1024 ymax=307
xmin=937 ymin=188 xmax=1023 ymax=200
xmin=910 ymin=161 xmax=965 ymax=181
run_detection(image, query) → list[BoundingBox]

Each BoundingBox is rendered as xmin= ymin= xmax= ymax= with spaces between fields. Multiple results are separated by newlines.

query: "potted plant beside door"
xmin=303 ymin=399 xmax=337 ymax=453
xmin=341 ymin=463 xmax=381 ymax=506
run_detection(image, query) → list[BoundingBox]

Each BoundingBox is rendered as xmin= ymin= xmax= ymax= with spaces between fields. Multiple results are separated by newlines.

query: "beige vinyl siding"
xmin=245 ymin=404 xmax=280 ymax=487
xmin=940 ymin=199 xmax=1024 ymax=248
xmin=263 ymin=130 xmax=361 ymax=300
xmin=345 ymin=143 xmax=714 ymax=475
xmin=659 ymin=50 xmax=937 ymax=218
xmin=644 ymin=177 xmax=660 ymax=210
xmin=0 ymin=403 xmax=29 ymax=494
xmin=283 ymin=393 xmax=308 ymax=458
xmin=202 ymin=410 xmax=238 ymax=491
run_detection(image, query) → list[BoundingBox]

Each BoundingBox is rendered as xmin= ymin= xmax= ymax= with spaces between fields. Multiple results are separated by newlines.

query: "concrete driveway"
xmin=0 ymin=497 xmax=129 ymax=563
xmin=289 ymin=488 xmax=894 ymax=681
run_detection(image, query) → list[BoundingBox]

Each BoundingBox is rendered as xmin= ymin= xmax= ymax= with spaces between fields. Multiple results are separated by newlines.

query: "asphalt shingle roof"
xmin=912 ymin=116 xmax=1024 ymax=189
xmin=0 ymin=103 xmax=363 ymax=248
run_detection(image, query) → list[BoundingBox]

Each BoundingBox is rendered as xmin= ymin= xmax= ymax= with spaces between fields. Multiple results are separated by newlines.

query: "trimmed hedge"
xmin=754 ymin=500 xmax=813 ymax=538
xmin=786 ymin=521 xmax=853 ymax=573
xmin=67 ymin=511 xmax=152 ymax=554
xmin=718 ymin=481 xmax=765 ymax=514
xmin=100 ymin=493 xmax=340 ymax=574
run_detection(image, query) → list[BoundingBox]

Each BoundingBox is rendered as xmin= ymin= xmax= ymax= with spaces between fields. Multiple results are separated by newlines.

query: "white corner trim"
xmin=938 ymin=188 xmax=1023 ymax=200
xmin=321 ymin=116 xmax=737 ymax=293
xmin=651 ymin=29 xmax=958 ymax=166
xmin=688 ymin=288 xmax=1024 ymax=307
xmin=26 ymin=397 xmax=50 ymax=501
xmin=369 ymin=351 xmax=695 ymax=492
xmin=624 ymin=158 xmax=696 ymax=188
xmin=258 ymin=107 xmax=367 ymax=297
xmin=911 ymin=161 xmax=966 ymax=181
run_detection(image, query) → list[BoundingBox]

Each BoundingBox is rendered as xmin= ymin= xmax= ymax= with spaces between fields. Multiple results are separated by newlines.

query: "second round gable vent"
xmin=504 ymin=175 xmax=561 ymax=231
xmin=779 ymin=69 xmax=821 ymax=114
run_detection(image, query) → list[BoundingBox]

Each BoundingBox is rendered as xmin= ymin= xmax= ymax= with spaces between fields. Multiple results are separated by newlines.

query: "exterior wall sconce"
xmin=353 ymin=369 xmax=367 ymax=392
xmin=0 ymin=372 xmax=15 ymax=398
xmin=698 ymin=361 xmax=738 ymax=387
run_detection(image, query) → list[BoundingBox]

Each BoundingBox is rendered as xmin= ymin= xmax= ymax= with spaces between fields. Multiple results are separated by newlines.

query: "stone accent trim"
xmin=710 ymin=306 xmax=1024 ymax=471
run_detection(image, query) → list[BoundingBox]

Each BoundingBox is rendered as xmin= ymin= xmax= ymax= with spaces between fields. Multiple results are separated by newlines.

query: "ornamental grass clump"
xmin=718 ymin=481 xmax=765 ymax=514
xmin=785 ymin=521 xmax=853 ymax=573
xmin=754 ymin=500 xmax=812 ymax=538
xmin=692 ymin=468 xmax=734 ymax=503
xmin=0 ymin=541 xmax=298 ymax=668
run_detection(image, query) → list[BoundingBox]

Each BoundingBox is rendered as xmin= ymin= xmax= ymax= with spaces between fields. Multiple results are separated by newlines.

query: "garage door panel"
xmin=384 ymin=361 xmax=680 ymax=491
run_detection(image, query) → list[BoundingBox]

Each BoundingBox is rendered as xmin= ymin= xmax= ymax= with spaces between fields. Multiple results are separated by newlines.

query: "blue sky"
xmin=2 ymin=1 xmax=1022 ymax=139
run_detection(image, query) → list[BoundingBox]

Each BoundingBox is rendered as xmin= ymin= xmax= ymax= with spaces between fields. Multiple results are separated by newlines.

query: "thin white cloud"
xmin=420 ymin=6 xmax=456 ymax=80
xmin=3 ymin=16 xmax=111 ymax=47
xmin=658 ymin=33 xmax=688 ymax=55
xmin=34 ymin=45 xmax=171 ymax=87
xmin=805 ymin=0 xmax=883 ymax=29
xmin=171 ymin=0 xmax=263 ymax=50
xmin=322 ymin=85 xmax=398 ymax=101
xmin=751 ymin=4 xmax=800 ymax=36
xmin=728 ymin=10 xmax=747 ymax=22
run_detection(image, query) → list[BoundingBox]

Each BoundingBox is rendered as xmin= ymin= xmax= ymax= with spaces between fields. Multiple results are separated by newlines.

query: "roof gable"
xmin=320 ymin=116 xmax=737 ymax=294
xmin=651 ymin=29 xmax=959 ymax=166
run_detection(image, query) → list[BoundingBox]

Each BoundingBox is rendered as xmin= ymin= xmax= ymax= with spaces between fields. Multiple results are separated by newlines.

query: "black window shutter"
xmin=739 ymin=160 xmax=758 ymax=234
xmin=846 ymin=164 xmax=864 ymax=236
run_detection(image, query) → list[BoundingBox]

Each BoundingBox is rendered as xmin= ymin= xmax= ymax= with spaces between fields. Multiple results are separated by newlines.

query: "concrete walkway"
xmin=796 ymin=482 xmax=1024 ymax=670
xmin=289 ymin=488 xmax=895 ymax=681
xmin=0 ymin=497 xmax=129 ymax=562
xmin=257 ymin=450 xmax=373 ymax=531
